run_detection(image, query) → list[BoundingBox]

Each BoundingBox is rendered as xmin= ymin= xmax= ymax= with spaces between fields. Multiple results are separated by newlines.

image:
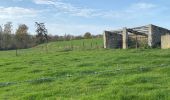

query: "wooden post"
xmin=91 ymin=42 xmax=92 ymax=48
xmin=83 ymin=42 xmax=85 ymax=49
xmin=96 ymin=42 xmax=98 ymax=48
xmin=71 ymin=42 xmax=73 ymax=50
xmin=16 ymin=48 xmax=18 ymax=56
xmin=135 ymin=34 xmax=138 ymax=49
xmin=45 ymin=42 xmax=48 ymax=53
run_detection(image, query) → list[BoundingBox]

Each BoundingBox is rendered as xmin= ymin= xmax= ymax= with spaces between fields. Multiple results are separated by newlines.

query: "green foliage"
xmin=0 ymin=23 xmax=36 ymax=50
xmin=35 ymin=22 xmax=48 ymax=44
xmin=84 ymin=32 xmax=92 ymax=39
xmin=0 ymin=38 xmax=170 ymax=100
xmin=0 ymin=22 xmax=15 ymax=50
xmin=15 ymin=24 xmax=31 ymax=49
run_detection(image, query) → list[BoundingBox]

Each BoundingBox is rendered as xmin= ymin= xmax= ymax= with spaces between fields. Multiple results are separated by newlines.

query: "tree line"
xmin=49 ymin=32 xmax=102 ymax=41
xmin=0 ymin=22 xmax=102 ymax=50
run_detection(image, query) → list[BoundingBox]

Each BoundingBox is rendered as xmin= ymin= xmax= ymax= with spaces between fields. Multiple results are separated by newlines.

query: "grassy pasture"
xmin=0 ymin=38 xmax=170 ymax=100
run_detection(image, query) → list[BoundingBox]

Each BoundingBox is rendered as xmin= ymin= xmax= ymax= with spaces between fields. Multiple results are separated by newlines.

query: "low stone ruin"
xmin=103 ymin=24 xmax=170 ymax=49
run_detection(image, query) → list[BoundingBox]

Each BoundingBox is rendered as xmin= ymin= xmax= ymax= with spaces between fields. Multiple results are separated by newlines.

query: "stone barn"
xmin=103 ymin=24 xmax=170 ymax=49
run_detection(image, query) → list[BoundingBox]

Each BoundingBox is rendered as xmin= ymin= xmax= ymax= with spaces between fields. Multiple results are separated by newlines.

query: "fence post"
xmin=71 ymin=43 xmax=73 ymax=50
xmin=45 ymin=43 xmax=48 ymax=53
xmin=135 ymin=34 xmax=138 ymax=49
xmin=91 ymin=42 xmax=93 ymax=48
xmin=96 ymin=42 xmax=98 ymax=48
xmin=16 ymin=48 xmax=18 ymax=56
xmin=83 ymin=41 xmax=85 ymax=49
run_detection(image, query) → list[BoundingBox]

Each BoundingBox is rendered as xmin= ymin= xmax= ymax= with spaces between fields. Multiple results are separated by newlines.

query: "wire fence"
xmin=47 ymin=38 xmax=104 ymax=51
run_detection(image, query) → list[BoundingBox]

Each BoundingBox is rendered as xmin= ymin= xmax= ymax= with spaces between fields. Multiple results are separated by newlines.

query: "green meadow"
xmin=0 ymin=38 xmax=170 ymax=100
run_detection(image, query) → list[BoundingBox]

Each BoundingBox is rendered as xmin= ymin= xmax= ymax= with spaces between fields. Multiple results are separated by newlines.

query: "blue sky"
xmin=0 ymin=0 xmax=170 ymax=35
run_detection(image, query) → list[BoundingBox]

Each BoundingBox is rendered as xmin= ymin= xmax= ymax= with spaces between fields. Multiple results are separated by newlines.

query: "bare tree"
xmin=0 ymin=25 xmax=2 ymax=33
xmin=3 ymin=22 xmax=13 ymax=50
xmin=0 ymin=25 xmax=3 ymax=49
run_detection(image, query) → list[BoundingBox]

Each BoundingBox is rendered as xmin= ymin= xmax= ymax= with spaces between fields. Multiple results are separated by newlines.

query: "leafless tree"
xmin=3 ymin=22 xmax=13 ymax=50
xmin=0 ymin=25 xmax=3 ymax=49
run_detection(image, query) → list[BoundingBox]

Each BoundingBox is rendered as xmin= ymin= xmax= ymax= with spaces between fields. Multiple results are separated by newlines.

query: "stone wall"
xmin=151 ymin=25 xmax=170 ymax=47
xmin=161 ymin=34 xmax=170 ymax=49
xmin=103 ymin=31 xmax=122 ymax=48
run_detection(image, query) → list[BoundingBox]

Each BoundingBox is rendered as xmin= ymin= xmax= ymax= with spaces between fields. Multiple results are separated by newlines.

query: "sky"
xmin=0 ymin=0 xmax=170 ymax=35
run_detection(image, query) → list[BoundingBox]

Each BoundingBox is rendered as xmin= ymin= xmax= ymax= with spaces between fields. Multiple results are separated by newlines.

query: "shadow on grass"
xmin=76 ymin=63 xmax=94 ymax=67
xmin=0 ymin=82 xmax=17 ymax=88
xmin=28 ymin=77 xmax=54 ymax=85
xmin=29 ymin=69 xmax=43 ymax=73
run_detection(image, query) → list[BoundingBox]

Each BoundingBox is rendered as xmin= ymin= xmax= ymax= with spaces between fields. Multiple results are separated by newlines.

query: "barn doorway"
xmin=128 ymin=34 xmax=148 ymax=48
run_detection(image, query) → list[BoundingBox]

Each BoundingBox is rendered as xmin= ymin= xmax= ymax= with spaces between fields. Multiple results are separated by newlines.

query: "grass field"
xmin=0 ymin=38 xmax=170 ymax=100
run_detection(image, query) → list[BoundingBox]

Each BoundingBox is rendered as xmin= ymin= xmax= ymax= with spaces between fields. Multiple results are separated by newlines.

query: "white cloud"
xmin=46 ymin=23 xmax=113 ymax=35
xmin=33 ymin=0 xmax=157 ymax=19
xmin=12 ymin=0 xmax=23 ymax=2
xmin=102 ymin=2 xmax=157 ymax=19
xmin=33 ymin=0 xmax=101 ymax=17
xmin=126 ymin=2 xmax=157 ymax=14
xmin=33 ymin=0 xmax=55 ymax=5
xmin=131 ymin=3 xmax=156 ymax=10
xmin=0 ymin=7 xmax=37 ymax=19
